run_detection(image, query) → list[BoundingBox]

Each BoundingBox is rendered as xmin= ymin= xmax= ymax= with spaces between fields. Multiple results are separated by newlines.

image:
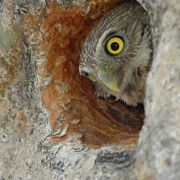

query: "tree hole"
xmin=42 ymin=0 xmax=151 ymax=148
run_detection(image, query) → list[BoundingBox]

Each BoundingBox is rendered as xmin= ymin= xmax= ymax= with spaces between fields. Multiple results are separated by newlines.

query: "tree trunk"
xmin=0 ymin=0 xmax=179 ymax=179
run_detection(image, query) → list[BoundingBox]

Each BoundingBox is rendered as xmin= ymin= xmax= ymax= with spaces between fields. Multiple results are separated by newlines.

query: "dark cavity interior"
xmin=42 ymin=0 xmax=151 ymax=148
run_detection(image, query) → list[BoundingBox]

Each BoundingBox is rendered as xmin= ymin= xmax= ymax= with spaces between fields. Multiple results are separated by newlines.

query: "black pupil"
xmin=111 ymin=42 xmax=119 ymax=51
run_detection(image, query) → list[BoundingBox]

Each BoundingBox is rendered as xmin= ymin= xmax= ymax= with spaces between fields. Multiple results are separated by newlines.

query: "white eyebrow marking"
xmin=96 ymin=28 xmax=114 ymax=53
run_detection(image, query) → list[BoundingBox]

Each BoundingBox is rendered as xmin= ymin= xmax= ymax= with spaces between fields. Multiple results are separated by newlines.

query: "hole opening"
xmin=42 ymin=0 xmax=152 ymax=149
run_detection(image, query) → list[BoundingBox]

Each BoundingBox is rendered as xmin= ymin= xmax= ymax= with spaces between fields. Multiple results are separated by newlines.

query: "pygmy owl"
xmin=79 ymin=1 xmax=152 ymax=106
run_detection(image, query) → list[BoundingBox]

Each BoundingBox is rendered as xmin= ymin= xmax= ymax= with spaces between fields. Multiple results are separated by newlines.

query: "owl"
xmin=79 ymin=1 xmax=152 ymax=106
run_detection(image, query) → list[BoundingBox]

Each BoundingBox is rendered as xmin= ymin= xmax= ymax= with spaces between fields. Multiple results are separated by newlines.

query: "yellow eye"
xmin=106 ymin=37 xmax=124 ymax=55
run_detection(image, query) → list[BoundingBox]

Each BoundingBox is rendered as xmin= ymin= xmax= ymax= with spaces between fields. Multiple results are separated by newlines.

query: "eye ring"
xmin=106 ymin=36 xmax=124 ymax=55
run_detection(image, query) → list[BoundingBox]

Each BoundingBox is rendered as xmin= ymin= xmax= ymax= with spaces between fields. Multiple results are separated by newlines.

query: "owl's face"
xmin=79 ymin=2 xmax=152 ymax=104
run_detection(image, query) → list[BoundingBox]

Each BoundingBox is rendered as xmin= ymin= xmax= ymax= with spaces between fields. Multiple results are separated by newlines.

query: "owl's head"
xmin=79 ymin=1 xmax=151 ymax=101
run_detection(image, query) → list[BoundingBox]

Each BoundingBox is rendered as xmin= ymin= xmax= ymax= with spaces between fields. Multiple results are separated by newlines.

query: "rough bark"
xmin=0 ymin=0 xmax=179 ymax=180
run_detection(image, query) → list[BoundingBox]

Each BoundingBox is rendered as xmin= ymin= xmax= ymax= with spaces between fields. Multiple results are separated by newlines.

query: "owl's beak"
xmin=97 ymin=66 xmax=120 ymax=92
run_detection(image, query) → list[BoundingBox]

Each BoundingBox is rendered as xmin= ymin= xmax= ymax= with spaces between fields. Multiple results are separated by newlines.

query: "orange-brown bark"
xmin=42 ymin=0 xmax=143 ymax=148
